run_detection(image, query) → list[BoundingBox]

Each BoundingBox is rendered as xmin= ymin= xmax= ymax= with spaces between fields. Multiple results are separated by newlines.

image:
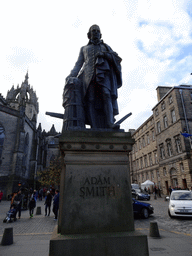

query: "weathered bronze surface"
xmin=63 ymin=25 xmax=122 ymax=130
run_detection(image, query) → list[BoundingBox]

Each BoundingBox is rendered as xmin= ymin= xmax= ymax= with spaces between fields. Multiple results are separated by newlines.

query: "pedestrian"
xmin=168 ymin=186 xmax=172 ymax=195
xmin=43 ymin=187 xmax=47 ymax=198
xmin=11 ymin=191 xmax=17 ymax=205
xmin=0 ymin=190 xmax=3 ymax=202
xmin=154 ymin=186 xmax=157 ymax=199
xmin=53 ymin=189 xmax=59 ymax=220
xmin=13 ymin=190 xmax=23 ymax=219
xmin=158 ymin=187 xmax=161 ymax=197
xmin=28 ymin=196 xmax=36 ymax=218
xmin=39 ymin=188 xmax=43 ymax=201
xmin=33 ymin=190 xmax=38 ymax=201
xmin=45 ymin=191 xmax=52 ymax=216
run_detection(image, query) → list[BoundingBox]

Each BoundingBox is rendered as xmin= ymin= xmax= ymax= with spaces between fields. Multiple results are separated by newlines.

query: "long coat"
xmin=68 ymin=41 xmax=122 ymax=113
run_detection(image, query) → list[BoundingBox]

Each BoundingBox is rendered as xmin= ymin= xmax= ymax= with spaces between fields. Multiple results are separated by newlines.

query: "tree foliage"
xmin=38 ymin=155 xmax=62 ymax=187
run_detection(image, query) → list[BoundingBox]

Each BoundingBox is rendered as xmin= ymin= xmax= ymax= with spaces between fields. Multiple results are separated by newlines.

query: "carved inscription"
xmin=80 ymin=177 xmax=115 ymax=198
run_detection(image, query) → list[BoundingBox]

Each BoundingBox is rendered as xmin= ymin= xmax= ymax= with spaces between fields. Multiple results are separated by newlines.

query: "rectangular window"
xmin=163 ymin=115 xmax=168 ymax=128
xmin=179 ymin=163 xmax=184 ymax=173
xmin=142 ymin=136 xmax=145 ymax=147
xmin=133 ymin=161 xmax=136 ymax=172
xmin=161 ymin=102 xmax=165 ymax=111
xmin=154 ymin=151 xmax=158 ymax=164
xmin=166 ymin=140 xmax=173 ymax=157
xmin=159 ymin=144 xmax=165 ymax=159
xmin=152 ymin=129 xmax=155 ymax=141
xmin=144 ymin=155 xmax=148 ymax=167
xmin=171 ymin=109 xmax=176 ymax=123
xmin=140 ymin=157 xmax=143 ymax=169
xmin=175 ymin=136 xmax=182 ymax=153
xmin=157 ymin=121 xmax=161 ymax=133
xmin=169 ymin=95 xmax=173 ymax=104
xmin=147 ymin=133 xmax=150 ymax=144
xmin=139 ymin=139 xmax=141 ymax=150
xmin=137 ymin=160 xmax=139 ymax=170
xmin=149 ymin=153 xmax=153 ymax=166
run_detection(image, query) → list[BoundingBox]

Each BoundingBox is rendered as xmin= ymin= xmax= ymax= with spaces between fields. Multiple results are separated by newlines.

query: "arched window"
xmin=0 ymin=125 xmax=5 ymax=163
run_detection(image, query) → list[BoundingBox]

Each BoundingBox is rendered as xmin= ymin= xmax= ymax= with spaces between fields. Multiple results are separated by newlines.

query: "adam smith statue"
xmin=65 ymin=24 xmax=122 ymax=129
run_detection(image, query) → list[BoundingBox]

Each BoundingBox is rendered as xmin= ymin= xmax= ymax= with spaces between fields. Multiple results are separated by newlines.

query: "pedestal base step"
xmin=49 ymin=226 xmax=149 ymax=256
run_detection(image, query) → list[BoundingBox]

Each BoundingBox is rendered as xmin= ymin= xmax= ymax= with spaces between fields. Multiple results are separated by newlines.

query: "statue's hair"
xmin=87 ymin=24 xmax=102 ymax=39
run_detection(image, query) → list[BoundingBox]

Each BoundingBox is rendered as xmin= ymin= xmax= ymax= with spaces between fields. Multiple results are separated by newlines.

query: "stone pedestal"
xmin=49 ymin=130 xmax=149 ymax=256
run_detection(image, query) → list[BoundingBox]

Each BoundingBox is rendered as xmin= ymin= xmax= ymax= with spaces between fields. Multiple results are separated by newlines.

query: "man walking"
xmin=53 ymin=189 xmax=59 ymax=220
xmin=14 ymin=190 xmax=23 ymax=219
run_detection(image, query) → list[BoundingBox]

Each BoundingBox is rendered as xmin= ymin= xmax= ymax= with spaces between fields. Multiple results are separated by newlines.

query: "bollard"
xmin=36 ymin=206 xmax=41 ymax=215
xmin=1 ymin=227 xmax=13 ymax=245
xmin=149 ymin=222 xmax=160 ymax=238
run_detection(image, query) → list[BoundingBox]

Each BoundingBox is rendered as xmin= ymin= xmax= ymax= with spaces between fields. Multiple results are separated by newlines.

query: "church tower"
xmin=0 ymin=72 xmax=43 ymax=198
xmin=6 ymin=72 xmax=39 ymax=125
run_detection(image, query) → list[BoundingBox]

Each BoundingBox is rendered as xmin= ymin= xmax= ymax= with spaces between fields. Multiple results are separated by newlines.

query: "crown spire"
xmin=24 ymin=71 xmax=29 ymax=84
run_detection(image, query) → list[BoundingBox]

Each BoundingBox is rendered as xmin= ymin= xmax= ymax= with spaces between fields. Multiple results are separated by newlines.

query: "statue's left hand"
xmin=95 ymin=52 xmax=105 ymax=59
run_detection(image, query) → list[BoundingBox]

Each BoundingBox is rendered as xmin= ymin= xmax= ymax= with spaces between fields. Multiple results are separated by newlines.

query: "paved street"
xmin=135 ymin=195 xmax=192 ymax=237
xmin=0 ymin=196 xmax=192 ymax=255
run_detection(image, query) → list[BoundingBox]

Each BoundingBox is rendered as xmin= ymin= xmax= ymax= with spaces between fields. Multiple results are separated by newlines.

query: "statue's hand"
xmin=95 ymin=52 xmax=104 ymax=59
xmin=65 ymin=76 xmax=71 ymax=83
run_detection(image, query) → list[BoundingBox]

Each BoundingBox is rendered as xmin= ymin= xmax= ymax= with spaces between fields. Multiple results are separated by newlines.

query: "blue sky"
xmin=1 ymin=0 xmax=192 ymax=132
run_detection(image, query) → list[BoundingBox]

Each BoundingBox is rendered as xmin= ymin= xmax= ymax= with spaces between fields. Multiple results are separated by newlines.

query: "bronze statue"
xmin=64 ymin=24 xmax=122 ymax=130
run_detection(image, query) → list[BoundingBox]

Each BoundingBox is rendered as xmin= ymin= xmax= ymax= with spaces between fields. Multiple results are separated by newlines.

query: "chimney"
xmin=156 ymin=86 xmax=172 ymax=102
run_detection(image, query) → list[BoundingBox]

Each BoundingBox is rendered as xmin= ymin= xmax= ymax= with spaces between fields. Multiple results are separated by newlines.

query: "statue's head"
xmin=87 ymin=24 xmax=102 ymax=40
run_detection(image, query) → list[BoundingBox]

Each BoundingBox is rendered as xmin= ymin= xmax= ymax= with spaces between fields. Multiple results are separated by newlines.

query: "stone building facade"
xmin=0 ymin=73 xmax=60 ymax=198
xmin=130 ymin=85 xmax=192 ymax=195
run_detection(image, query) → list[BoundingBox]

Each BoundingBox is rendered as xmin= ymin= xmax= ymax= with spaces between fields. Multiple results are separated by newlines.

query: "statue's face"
xmin=90 ymin=26 xmax=101 ymax=41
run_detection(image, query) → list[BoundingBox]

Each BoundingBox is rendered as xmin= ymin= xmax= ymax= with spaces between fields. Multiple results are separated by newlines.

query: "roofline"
xmin=152 ymin=85 xmax=192 ymax=111
xmin=132 ymin=114 xmax=154 ymax=136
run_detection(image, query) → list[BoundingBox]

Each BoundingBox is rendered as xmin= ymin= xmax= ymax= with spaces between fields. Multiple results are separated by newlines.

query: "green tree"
xmin=38 ymin=155 xmax=62 ymax=187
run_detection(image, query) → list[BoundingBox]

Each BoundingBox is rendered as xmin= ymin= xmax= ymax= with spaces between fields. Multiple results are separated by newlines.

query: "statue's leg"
xmin=103 ymin=87 xmax=119 ymax=129
xmin=86 ymin=83 xmax=97 ymax=128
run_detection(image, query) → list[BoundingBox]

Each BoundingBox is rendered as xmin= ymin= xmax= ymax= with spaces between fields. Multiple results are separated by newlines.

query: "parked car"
xmin=131 ymin=184 xmax=140 ymax=190
xmin=168 ymin=190 xmax=192 ymax=218
xmin=132 ymin=188 xmax=150 ymax=200
xmin=132 ymin=198 xmax=154 ymax=219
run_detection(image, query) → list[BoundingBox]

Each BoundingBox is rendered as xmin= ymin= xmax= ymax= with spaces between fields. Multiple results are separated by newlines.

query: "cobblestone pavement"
xmin=0 ymin=199 xmax=57 ymax=237
xmin=134 ymin=195 xmax=192 ymax=237
xmin=0 ymin=199 xmax=57 ymax=256
xmin=1 ymin=196 xmax=192 ymax=255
